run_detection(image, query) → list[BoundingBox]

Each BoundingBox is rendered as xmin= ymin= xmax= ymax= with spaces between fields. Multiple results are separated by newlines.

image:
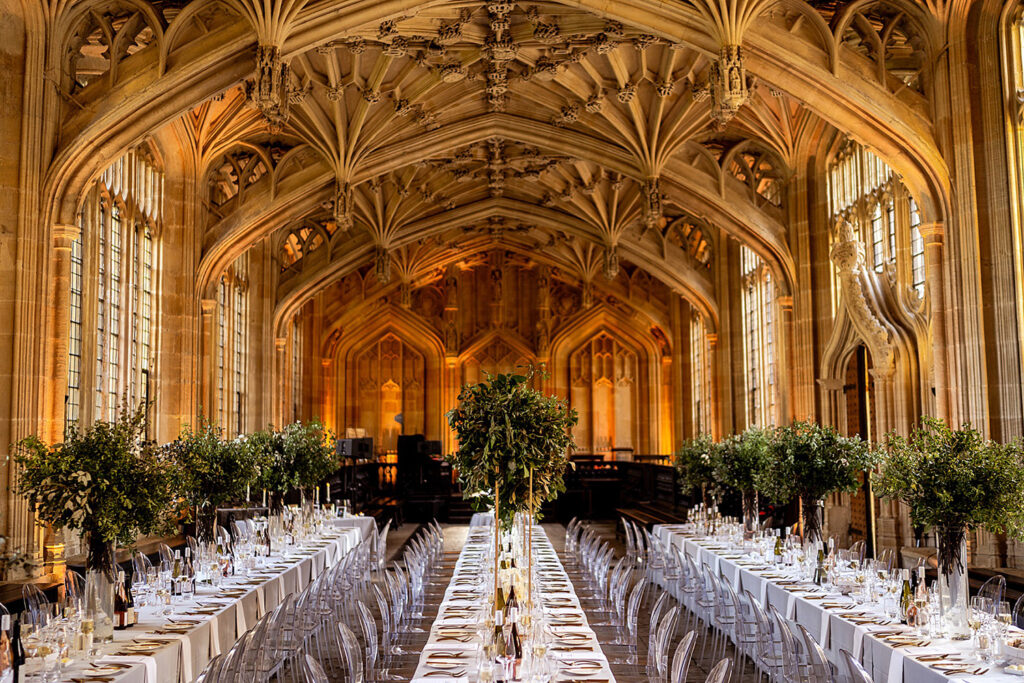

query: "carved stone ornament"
xmin=334 ymin=181 xmax=353 ymax=231
xmin=439 ymin=62 xmax=467 ymax=82
xmin=249 ymin=45 xmax=291 ymax=127
xmin=830 ymin=218 xmax=895 ymax=372
xmin=706 ymin=44 xmax=755 ymax=129
xmin=399 ymin=280 xmax=412 ymax=308
xmin=642 ymin=177 xmax=664 ymax=230
xmin=603 ymin=244 xmax=620 ymax=279
xmin=582 ymin=281 xmax=594 ymax=308
xmin=374 ymin=245 xmax=392 ymax=284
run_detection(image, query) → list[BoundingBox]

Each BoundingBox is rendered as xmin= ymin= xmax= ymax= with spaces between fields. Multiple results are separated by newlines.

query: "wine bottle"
xmin=10 ymin=616 xmax=23 ymax=683
xmin=171 ymin=551 xmax=183 ymax=596
xmin=183 ymin=547 xmax=196 ymax=594
xmin=813 ymin=548 xmax=825 ymax=585
xmin=899 ymin=569 xmax=913 ymax=624
xmin=124 ymin=572 xmax=136 ymax=628
xmin=774 ymin=534 xmax=784 ymax=565
xmin=114 ymin=571 xmax=127 ymax=630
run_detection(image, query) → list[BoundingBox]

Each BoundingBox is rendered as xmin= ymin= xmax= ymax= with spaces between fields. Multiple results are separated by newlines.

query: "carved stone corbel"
xmin=830 ymin=218 xmax=895 ymax=373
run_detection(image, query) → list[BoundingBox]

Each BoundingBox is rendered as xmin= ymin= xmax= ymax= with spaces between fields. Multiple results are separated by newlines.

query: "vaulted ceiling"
xmin=38 ymin=0 xmax=949 ymax=336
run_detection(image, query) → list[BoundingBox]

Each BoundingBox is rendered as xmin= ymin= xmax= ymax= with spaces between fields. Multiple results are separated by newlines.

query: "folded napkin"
xmin=99 ymin=655 xmax=158 ymax=683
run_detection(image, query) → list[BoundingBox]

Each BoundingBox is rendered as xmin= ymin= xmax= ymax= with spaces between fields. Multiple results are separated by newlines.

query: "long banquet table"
xmin=412 ymin=525 xmax=616 ymax=682
xmin=48 ymin=524 xmax=364 ymax=683
xmin=654 ymin=524 xmax=1022 ymax=683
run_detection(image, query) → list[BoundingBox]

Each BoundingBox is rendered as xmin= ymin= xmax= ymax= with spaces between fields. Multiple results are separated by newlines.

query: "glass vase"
xmin=937 ymin=525 xmax=970 ymax=639
xmin=801 ymin=495 xmax=824 ymax=546
xmin=195 ymin=505 xmax=217 ymax=545
xmin=84 ymin=536 xmax=116 ymax=643
xmin=742 ymin=490 xmax=759 ymax=538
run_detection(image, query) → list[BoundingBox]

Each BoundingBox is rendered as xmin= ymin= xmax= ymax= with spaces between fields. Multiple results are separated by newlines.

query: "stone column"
xmin=776 ymin=294 xmax=796 ymax=424
xmin=919 ymin=222 xmax=949 ymax=422
xmin=46 ymin=224 xmax=81 ymax=443
xmin=817 ymin=377 xmax=846 ymax=433
xmin=707 ymin=332 xmax=720 ymax=439
xmin=275 ymin=337 xmax=287 ymax=424
xmin=321 ymin=358 xmax=333 ymax=433
xmin=199 ymin=298 xmax=217 ymax=418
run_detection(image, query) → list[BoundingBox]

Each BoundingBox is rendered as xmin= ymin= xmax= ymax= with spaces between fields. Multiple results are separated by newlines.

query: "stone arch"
xmin=548 ymin=304 xmax=667 ymax=454
xmin=328 ymin=305 xmax=446 ymax=449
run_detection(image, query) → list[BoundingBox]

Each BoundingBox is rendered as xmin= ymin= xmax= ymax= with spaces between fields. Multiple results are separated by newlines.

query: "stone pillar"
xmin=919 ymin=222 xmax=949 ymax=422
xmin=199 ymin=298 xmax=217 ymax=419
xmin=275 ymin=337 xmax=287 ymax=425
xmin=707 ymin=332 xmax=720 ymax=440
xmin=321 ymin=358 xmax=333 ymax=434
xmin=817 ymin=378 xmax=846 ymax=433
xmin=776 ymin=294 xmax=796 ymax=424
xmin=46 ymin=224 xmax=81 ymax=443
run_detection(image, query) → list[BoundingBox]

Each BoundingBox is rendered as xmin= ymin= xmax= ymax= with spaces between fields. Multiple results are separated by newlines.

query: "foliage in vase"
xmin=714 ymin=428 xmax=771 ymax=493
xmin=446 ymin=368 xmax=578 ymax=530
xmin=756 ymin=421 xmax=876 ymax=504
xmin=874 ymin=417 xmax=1024 ymax=573
xmin=165 ymin=417 xmax=261 ymax=538
xmin=13 ymin=403 xmax=178 ymax=571
xmin=757 ymin=421 xmax=877 ymax=539
xmin=251 ymin=420 xmax=336 ymax=503
xmin=674 ymin=434 xmax=720 ymax=502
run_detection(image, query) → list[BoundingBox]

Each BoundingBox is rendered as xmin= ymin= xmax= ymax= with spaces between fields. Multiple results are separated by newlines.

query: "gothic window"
xmin=66 ymin=226 xmax=84 ymax=428
xmin=740 ymin=246 xmax=776 ymax=428
xmin=215 ymin=254 xmax=249 ymax=433
xmin=910 ymin=198 xmax=925 ymax=295
xmin=69 ymin=148 xmax=162 ymax=429
xmin=827 ymin=140 xmax=923 ymax=303
xmin=690 ymin=313 xmax=711 ymax=435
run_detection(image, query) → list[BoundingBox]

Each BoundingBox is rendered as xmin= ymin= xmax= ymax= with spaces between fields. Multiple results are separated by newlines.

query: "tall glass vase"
xmin=195 ymin=505 xmax=217 ymax=544
xmin=84 ymin=535 xmax=116 ymax=643
xmin=742 ymin=490 xmax=759 ymax=538
xmin=937 ymin=525 xmax=970 ymax=639
xmin=801 ymin=495 xmax=824 ymax=546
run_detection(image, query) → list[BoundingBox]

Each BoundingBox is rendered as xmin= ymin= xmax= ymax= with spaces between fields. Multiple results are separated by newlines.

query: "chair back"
xmin=704 ymin=658 xmax=733 ymax=683
xmin=670 ymin=630 xmax=698 ymax=683
xmin=840 ymin=649 xmax=873 ymax=683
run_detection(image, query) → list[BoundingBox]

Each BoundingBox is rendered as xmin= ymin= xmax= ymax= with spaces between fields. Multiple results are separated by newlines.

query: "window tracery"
xmin=67 ymin=147 xmax=161 ymax=429
xmin=740 ymin=246 xmax=776 ymax=428
xmin=215 ymin=253 xmax=249 ymax=434
xmin=826 ymin=140 xmax=924 ymax=303
xmin=690 ymin=313 xmax=711 ymax=435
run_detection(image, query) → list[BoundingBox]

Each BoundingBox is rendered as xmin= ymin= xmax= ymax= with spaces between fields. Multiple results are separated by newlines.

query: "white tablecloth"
xmin=328 ymin=515 xmax=376 ymax=543
xmin=412 ymin=525 xmax=616 ymax=682
xmin=654 ymin=525 xmax=1017 ymax=683
xmin=52 ymin=527 xmax=361 ymax=683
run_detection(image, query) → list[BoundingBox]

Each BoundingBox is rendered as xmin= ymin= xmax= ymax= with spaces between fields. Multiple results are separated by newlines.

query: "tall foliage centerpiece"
xmin=165 ymin=419 xmax=261 ymax=543
xmin=875 ymin=418 xmax=1024 ymax=636
xmin=13 ymin=404 xmax=178 ymax=641
xmin=251 ymin=420 xmax=336 ymax=510
xmin=757 ymin=421 xmax=877 ymax=544
xmin=715 ymin=428 xmax=771 ymax=535
xmin=675 ymin=434 xmax=720 ymax=508
xmin=446 ymin=368 xmax=577 ymax=609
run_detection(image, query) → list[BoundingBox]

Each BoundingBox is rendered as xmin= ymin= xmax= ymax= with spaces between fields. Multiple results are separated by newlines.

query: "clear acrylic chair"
xmin=301 ymin=654 xmax=330 ymax=683
xmin=649 ymin=605 xmax=681 ymax=682
xmin=669 ymin=629 xmax=698 ymax=683
xmin=839 ymin=650 xmax=872 ymax=683
xmin=977 ymin=575 xmax=1006 ymax=614
xmin=798 ymin=624 xmax=834 ymax=683
xmin=705 ymin=658 xmax=734 ymax=683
